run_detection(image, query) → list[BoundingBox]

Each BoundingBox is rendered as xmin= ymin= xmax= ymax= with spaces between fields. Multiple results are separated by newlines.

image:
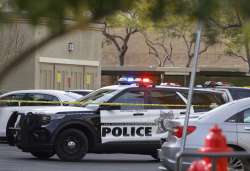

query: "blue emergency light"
xmin=118 ymin=77 xmax=135 ymax=85
xmin=118 ymin=76 xmax=154 ymax=87
xmin=127 ymin=77 xmax=135 ymax=82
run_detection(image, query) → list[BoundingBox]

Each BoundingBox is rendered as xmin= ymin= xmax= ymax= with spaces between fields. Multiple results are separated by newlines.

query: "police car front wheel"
xmin=55 ymin=128 xmax=88 ymax=161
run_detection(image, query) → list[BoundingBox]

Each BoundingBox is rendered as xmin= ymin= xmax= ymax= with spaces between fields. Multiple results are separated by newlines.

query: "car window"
xmin=112 ymin=89 xmax=146 ymax=110
xmin=20 ymin=93 xmax=60 ymax=106
xmin=64 ymin=92 xmax=83 ymax=100
xmin=183 ymin=91 xmax=225 ymax=113
xmin=243 ymin=109 xmax=250 ymax=123
xmin=192 ymin=93 xmax=219 ymax=112
xmin=149 ymin=90 xmax=186 ymax=109
xmin=0 ymin=93 xmax=26 ymax=106
xmin=225 ymin=113 xmax=241 ymax=123
xmin=225 ymin=108 xmax=250 ymax=123
xmin=67 ymin=91 xmax=92 ymax=96
xmin=57 ymin=93 xmax=80 ymax=103
xmin=229 ymin=89 xmax=250 ymax=100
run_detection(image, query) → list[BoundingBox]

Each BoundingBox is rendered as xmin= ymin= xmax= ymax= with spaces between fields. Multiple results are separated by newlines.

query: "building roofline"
xmin=0 ymin=11 xmax=105 ymax=31
xmin=101 ymin=66 xmax=249 ymax=76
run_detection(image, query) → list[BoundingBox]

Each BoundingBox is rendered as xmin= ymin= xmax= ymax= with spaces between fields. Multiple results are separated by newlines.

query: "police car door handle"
xmin=133 ymin=113 xmax=144 ymax=116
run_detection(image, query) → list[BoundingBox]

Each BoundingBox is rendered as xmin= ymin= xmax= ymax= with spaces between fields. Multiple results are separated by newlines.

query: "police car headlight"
xmin=50 ymin=114 xmax=66 ymax=120
xmin=40 ymin=115 xmax=51 ymax=125
xmin=42 ymin=114 xmax=66 ymax=122
xmin=40 ymin=114 xmax=66 ymax=125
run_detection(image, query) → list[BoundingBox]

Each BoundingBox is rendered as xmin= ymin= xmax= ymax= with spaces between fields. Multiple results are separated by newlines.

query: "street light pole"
xmin=180 ymin=20 xmax=203 ymax=153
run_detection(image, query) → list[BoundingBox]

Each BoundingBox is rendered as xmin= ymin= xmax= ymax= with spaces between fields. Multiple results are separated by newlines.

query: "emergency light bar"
xmin=203 ymin=81 xmax=231 ymax=88
xmin=160 ymin=82 xmax=181 ymax=87
xmin=118 ymin=77 xmax=154 ymax=87
xmin=118 ymin=77 xmax=135 ymax=85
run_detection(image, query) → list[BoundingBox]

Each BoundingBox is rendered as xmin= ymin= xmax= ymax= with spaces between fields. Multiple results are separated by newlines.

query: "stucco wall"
xmin=0 ymin=21 xmax=104 ymax=91
xmin=35 ymin=24 xmax=103 ymax=62
xmin=0 ymin=22 xmax=35 ymax=91
xmin=33 ymin=23 xmax=104 ymax=89
xmin=102 ymin=29 xmax=248 ymax=71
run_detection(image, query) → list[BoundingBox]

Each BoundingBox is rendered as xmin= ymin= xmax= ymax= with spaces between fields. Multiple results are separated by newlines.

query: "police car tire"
xmin=55 ymin=128 xmax=88 ymax=161
xmin=31 ymin=152 xmax=55 ymax=160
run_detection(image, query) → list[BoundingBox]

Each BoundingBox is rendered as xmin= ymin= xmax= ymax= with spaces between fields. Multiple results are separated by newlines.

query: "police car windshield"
xmin=64 ymin=92 xmax=83 ymax=100
xmin=79 ymin=89 xmax=116 ymax=106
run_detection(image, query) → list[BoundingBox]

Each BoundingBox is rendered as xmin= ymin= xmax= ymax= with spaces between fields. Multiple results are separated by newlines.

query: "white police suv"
xmin=6 ymin=77 xmax=226 ymax=161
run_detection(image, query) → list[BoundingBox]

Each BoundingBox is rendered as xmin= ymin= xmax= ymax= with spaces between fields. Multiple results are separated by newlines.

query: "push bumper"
xmin=6 ymin=112 xmax=54 ymax=153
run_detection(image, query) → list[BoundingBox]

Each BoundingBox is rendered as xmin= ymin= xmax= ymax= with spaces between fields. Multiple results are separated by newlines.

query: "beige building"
xmin=102 ymin=29 xmax=250 ymax=86
xmin=0 ymin=20 xmax=104 ymax=91
xmin=103 ymin=29 xmax=248 ymax=69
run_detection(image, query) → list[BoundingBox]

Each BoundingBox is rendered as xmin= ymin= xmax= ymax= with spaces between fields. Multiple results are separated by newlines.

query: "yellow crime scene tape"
xmin=0 ymin=100 xmax=211 ymax=108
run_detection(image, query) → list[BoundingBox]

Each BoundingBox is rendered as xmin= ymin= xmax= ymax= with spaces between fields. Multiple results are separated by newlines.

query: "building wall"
xmin=0 ymin=21 xmax=103 ymax=91
xmin=102 ymin=29 xmax=248 ymax=70
xmin=0 ymin=22 xmax=36 ymax=91
xmin=34 ymin=23 xmax=103 ymax=90
xmin=34 ymin=24 xmax=103 ymax=61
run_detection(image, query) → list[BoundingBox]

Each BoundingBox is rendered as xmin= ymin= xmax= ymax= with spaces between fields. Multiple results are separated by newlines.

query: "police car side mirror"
xmin=99 ymin=105 xmax=120 ymax=110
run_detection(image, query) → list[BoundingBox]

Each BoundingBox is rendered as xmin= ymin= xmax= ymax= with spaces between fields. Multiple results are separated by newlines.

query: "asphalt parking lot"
xmin=0 ymin=144 xmax=159 ymax=171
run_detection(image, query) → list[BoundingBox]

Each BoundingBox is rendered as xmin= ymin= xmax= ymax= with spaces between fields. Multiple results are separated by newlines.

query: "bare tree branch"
xmin=131 ymin=28 xmax=138 ymax=34
xmin=162 ymin=42 xmax=174 ymax=66
xmin=235 ymin=9 xmax=242 ymax=26
xmin=103 ymin=24 xmax=122 ymax=52
xmin=182 ymin=32 xmax=210 ymax=67
xmin=159 ymin=42 xmax=170 ymax=56
xmin=182 ymin=34 xmax=190 ymax=50
xmin=229 ymin=52 xmax=248 ymax=62
xmin=142 ymin=32 xmax=174 ymax=67
xmin=209 ymin=17 xmax=241 ymax=30
xmin=102 ymin=23 xmax=138 ymax=66
xmin=125 ymin=27 xmax=129 ymax=35
xmin=199 ymin=44 xmax=209 ymax=55
xmin=144 ymin=36 xmax=162 ymax=66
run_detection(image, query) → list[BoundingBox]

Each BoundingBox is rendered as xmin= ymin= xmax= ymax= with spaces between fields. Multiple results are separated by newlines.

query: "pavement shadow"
xmin=81 ymin=159 xmax=159 ymax=164
xmin=13 ymin=157 xmax=159 ymax=164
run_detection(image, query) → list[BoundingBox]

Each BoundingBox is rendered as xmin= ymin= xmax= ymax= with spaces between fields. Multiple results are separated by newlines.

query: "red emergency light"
xmin=136 ymin=77 xmax=153 ymax=87
xmin=142 ymin=78 xmax=150 ymax=83
xmin=118 ymin=77 xmax=154 ymax=87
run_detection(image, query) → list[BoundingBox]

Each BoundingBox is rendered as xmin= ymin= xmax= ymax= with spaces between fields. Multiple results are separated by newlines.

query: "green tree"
xmin=102 ymin=1 xmax=153 ymax=66
xmin=103 ymin=11 xmax=140 ymax=66
xmin=144 ymin=15 xmax=219 ymax=67
xmin=141 ymin=30 xmax=174 ymax=67
xmin=209 ymin=1 xmax=250 ymax=72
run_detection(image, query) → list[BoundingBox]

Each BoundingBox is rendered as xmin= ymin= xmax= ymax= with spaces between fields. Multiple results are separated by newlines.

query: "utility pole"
xmin=180 ymin=20 xmax=203 ymax=153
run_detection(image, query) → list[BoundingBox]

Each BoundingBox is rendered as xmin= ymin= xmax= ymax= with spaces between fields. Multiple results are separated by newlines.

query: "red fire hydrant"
xmin=188 ymin=125 xmax=232 ymax=171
